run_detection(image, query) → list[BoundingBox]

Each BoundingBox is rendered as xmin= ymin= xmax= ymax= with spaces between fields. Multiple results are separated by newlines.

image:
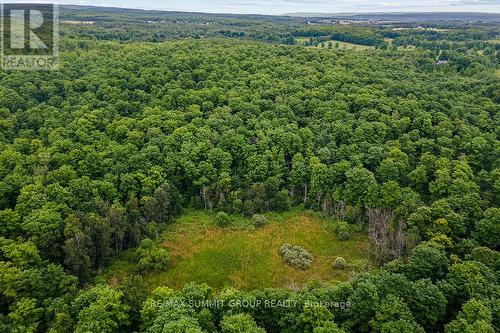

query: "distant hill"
xmin=284 ymin=12 xmax=500 ymax=22
xmin=59 ymin=5 xmax=295 ymax=22
xmin=58 ymin=6 xmax=500 ymax=23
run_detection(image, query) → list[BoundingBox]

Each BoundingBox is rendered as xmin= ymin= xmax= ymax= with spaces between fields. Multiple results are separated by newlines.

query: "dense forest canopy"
xmin=0 ymin=6 xmax=499 ymax=333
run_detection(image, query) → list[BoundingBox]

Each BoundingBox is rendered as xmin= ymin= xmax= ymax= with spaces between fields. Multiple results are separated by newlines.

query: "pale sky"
xmin=6 ymin=0 xmax=500 ymax=15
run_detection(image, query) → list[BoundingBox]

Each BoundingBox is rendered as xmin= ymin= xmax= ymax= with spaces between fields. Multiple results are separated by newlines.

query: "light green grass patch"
xmin=104 ymin=210 xmax=370 ymax=291
xmin=295 ymin=37 xmax=374 ymax=51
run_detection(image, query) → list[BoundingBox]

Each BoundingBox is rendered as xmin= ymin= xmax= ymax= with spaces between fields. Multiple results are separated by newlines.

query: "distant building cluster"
xmin=306 ymin=19 xmax=371 ymax=25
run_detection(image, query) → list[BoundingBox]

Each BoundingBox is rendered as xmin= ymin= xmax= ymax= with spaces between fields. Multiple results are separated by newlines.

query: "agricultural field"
xmin=105 ymin=210 xmax=369 ymax=290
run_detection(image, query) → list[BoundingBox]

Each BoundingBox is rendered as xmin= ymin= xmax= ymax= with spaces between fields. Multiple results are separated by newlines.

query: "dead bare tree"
xmin=334 ymin=201 xmax=346 ymax=222
xmin=321 ymin=197 xmax=333 ymax=216
xmin=393 ymin=218 xmax=407 ymax=259
xmin=367 ymin=208 xmax=406 ymax=264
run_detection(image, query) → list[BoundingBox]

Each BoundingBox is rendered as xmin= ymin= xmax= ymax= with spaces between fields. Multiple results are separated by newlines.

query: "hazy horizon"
xmin=4 ymin=0 xmax=500 ymax=15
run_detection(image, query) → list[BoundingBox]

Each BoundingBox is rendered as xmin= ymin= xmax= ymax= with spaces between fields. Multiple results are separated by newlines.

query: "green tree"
xmin=347 ymin=281 xmax=379 ymax=332
xmin=221 ymin=313 xmax=266 ymax=333
xmin=63 ymin=214 xmax=92 ymax=279
xmin=289 ymin=153 xmax=310 ymax=203
xmin=407 ymin=279 xmax=446 ymax=331
xmin=7 ymin=297 xmax=43 ymax=333
xmin=376 ymin=148 xmax=409 ymax=184
xmin=474 ymin=208 xmax=499 ymax=249
xmin=445 ymin=299 xmax=495 ymax=333
xmin=143 ymin=182 xmax=182 ymax=223
xmin=72 ymin=284 xmax=129 ymax=333
xmin=21 ymin=207 xmax=65 ymax=260
xmin=0 ymin=209 xmax=20 ymax=238
xmin=407 ymin=243 xmax=449 ymax=281
xmin=135 ymin=238 xmax=171 ymax=271
xmin=343 ymin=167 xmax=378 ymax=207
xmin=370 ymin=295 xmax=424 ymax=333
xmin=439 ymin=261 xmax=496 ymax=315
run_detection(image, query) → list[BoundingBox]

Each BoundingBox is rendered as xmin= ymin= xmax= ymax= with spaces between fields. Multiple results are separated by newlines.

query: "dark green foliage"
xmin=143 ymin=182 xmax=183 ymax=224
xmin=407 ymin=243 xmax=449 ymax=281
xmin=0 ymin=238 xmax=78 ymax=332
xmin=118 ymin=275 xmax=148 ymax=328
xmin=370 ymin=295 xmax=425 ymax=333
xmin=313 ymin=322 xmax=346 ymax=333
xmin=474 ymin=208 xmax=499 ymax=249
xmin=406 ymin=279 xmax=447 ymax=331
xmin=144 ymin=304 xmax=203 ymax=333
xmin=0 ymin=6 xmax=498 ymax=332
xmin=466 ymin=247 xmax=500 ymax=271
xmin=347 ymin=281 xmax=380 ymax=331
xmin=0 ymin=209 xmax=20 ymax=238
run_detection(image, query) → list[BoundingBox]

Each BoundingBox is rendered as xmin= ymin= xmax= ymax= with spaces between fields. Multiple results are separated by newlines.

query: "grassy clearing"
xmin=104 ymin=210 xmax=370 ymax=291
xmin=61 ymin=20 xmax=95 ymax=25
xmin=295 ymin=37 xmax=375 ymax=51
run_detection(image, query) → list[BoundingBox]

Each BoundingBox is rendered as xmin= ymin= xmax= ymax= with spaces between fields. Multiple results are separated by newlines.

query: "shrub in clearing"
xmin=306 ymin=278 xmax=324 ymax=290
xmin=252 ymin=214 xmax=268 ymax=228
xmin=332 ymin=257 xmax=347 ymax=270
xmin=350 ymin=259 xmax=369 ymax=272
xmin=335 ymin=222 xmax=354 ymax=241
xmin=216 ymin=212 xmax=231 ymax=227
xmin=135 ymin=238 xmax=171 ymax=271
xmin=279 ymin=243 xmax=313 ymax=270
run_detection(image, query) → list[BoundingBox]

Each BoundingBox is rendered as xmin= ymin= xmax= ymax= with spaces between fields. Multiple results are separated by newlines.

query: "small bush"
xmin=143 ymin=221 xmax=164 ymax=239
xmin=279 ymin=243 xmax=313 ymax=270
xmin=135 ymin=238 xmax=171 ymax=271
xmin=332 ymin=257 xmax=347 ymax=270
xmin=350 ymin=259 xmax=369 ymax=271
xmin=216 ymin=212 xmax=231 ymax=227
xmin=335 ymin=222 xmax=353 ymax=241
xmin=306 ymin=278 xmax=323 ymax=290
xmin=252 ymin=214 xmax=268 ymax=228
